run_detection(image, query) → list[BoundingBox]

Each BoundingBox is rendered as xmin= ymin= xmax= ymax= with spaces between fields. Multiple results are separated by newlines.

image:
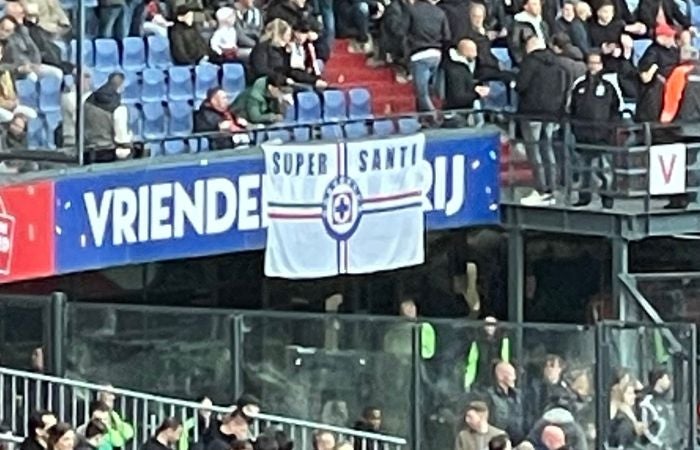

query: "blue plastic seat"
xmin=45 ymin=112 xmax=61 ymax=149
xmin=127 ymin=105 xmax=142 ymax=140
xmin=91 ymin=71 xmax=109 ymax=90
xmin=147 ymin=35 xmax=171 ymax=69
xmin=345 ymin=122 xmax=368 ymax=139
xmin=94 ymin=38 xmax=120 ymax=73
xmin=482 ymin=81 xmax=508 ymax=110
xmin=398 ymin=117 xmax=421 ymax=134
xmin=16 ymin=79 xmax=38 ymax=109
xmin=54 ymin=40 xmax=69 ymax=62
xmin=195 ymin=63 xmax=219 ymax=100
xmin=283 ymin=103 xmax=296 ymax=122
xmin=163 ymin=140 xmax=187 ymax=155
xmin=168 ymin=66 xmax=193 ymax=101
xmin=168 ymin=101 xmax=193 ymax=136
xmin=372 ymin=119 xmax=395 ymax=137
xmin=222 ymin=63 xmax=245 ymax=97
xmin=198 ymin=137 xmax=209 ymax=152
xmin=120 ymin=70 xmax=140 ymax=105
xmin=142 ymin=101 xmax=166 ymax=140
xmin=266 ymin=129 xmax=291 ymax=143
xmin=297 ymin=91 xmax=321 ymax=121
xmin=38 ymin=75 xmax=62 ymax=113
xmin=122 ymin=37 xmax=146 ymax=72
xmin=323 ymin=90 xmax=346 ymax=120
xmin=142 ymin=68 xmax=166 ymax=102
xmin=71 ymin=39 xmax=94 ymax=66
xmin=27 ymin=117 xmax=46 ymax=149
xmin=348 ymin=88 xmax=371 ymax=119
xmin=321 ymin=125 xmax=343 ymax=140
xmin=633 ymin=39 xmax=652 ymax=66
xmin=491 ymin=47 xmax=512 ymax=70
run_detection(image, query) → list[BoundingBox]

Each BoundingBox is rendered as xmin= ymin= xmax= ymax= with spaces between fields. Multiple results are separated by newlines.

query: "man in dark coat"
xmin=194 ymin=87 xmax=249 ymax=150
xmin=508 ymin=0 xmax=550 ymax=66
xmin=516 ymin=36 xmax=568 ymax=205
xmin=637 ymin=0 xmax=691 ymax=36
xmin=569 ymin=50 xmax=621 ymax=208
xmin=168 ymin=4 xmax=210 ymax=65
xmin=443 ymin=39 xmax=492 ymax=110
xmin=555 ymin=0 xmax=588 ymax=53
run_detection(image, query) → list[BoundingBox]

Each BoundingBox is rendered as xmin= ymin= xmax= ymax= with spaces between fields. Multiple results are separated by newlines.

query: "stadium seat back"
xmin=633 ymin=39 xmax=652 ymax=66
xmin=38 ymin=75 xmax=62 ymax=113
xmin=142 ymin=101 xmax=166 ymax=139
xmin=122 ymin=37 xmax=146 ymax=72
xmin=94 ymin=38 xmax=120 ymax=72
xmin=142 ymin=68 xmax=166 ymax=102
xmin=348 ymin=88 xmax=371 ymax=119
xmin=398 ymin=117 xmax=421 ymax=134
xmin=147 ymin=35 xmax=172 ymax=69
xmin=16 ymin=79 xmax=38 ymax=109
xmin=323 ymin=90 xmax=346 ymax=120
xmin=127 ymin=105 xmax=142 ymax=140
xmin=168 ymin=66 xmax=194 ymax=101
xmin=122 ymin=70 xmax=141 ymax=104
xmin=372 ymin=119 xmax=395 ymax=137
xmin=168 ymin=101 xmax=193 ymax=136
xmin=27 ymin=117 xmax=46 ymax=149
xmin=45 ymin=112 xmax=62 ymax=149
xmin=195 ymin=63 xmax=219 ymax=100
xmin=71 ymin=39 xmax=94 ymax=66
xmin=222 ymin=63 xmax=246 ymax=98
xmin=491 ymin=47 xmax=512 ymax=70
xmin=297 ymin=91 xmax=321 ymax=122
xmin=345 ymin=122 xmax=369 ymax=139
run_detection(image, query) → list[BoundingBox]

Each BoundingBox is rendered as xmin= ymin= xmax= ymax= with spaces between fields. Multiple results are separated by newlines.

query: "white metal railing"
xmin=0 ymin=367 xmax=407 ymax=450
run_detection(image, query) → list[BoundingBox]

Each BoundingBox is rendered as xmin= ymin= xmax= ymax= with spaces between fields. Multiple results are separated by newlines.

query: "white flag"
xmin=263 ymin=134 xmax=426 ymax=279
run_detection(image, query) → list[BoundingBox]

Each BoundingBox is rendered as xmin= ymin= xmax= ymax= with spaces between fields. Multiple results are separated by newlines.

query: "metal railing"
xmin=0 ymin=366 xmax=407 ymax=450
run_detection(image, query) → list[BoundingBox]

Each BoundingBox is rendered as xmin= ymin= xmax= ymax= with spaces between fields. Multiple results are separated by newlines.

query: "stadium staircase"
xmin=325 ymin=40 xmax=416 ymax=115
xmin=0 ymin=366 xmax=406 ymax=450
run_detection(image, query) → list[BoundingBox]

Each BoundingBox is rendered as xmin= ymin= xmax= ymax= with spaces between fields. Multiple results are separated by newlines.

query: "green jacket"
xmin=98 ymin=411 xmax=134 ymax=450
xmin=231 ymin=76 xmax=279 ymax=124
xmin=178 ymin=416 xmax=197 ymax=450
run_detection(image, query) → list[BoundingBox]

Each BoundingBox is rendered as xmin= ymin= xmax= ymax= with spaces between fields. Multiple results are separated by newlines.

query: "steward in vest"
xmin=463 ymin=316 xmax=511 ymax=392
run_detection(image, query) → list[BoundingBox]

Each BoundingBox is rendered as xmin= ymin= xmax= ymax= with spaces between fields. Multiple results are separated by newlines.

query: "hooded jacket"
xmin=443 ymin=48 xmax=483 ymax=109
xmin=508 ymin=11 xmax=550 ymax=66
xmin=554 ymin=44 xmax=586 ymax=86
xmin=516 ymin=48 xmax=568 ymax=117
xmin=231 ymin=76 xmax=282 ymax=124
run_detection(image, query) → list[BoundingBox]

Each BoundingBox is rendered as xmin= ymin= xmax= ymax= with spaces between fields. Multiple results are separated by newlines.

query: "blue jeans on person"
xmin=410 ymin=55 xmax=441 ymax=112
xmin=318 ymin=0 xmax=335 ymax=54
xmin=98 ymin=4 xmax=122 ymax=37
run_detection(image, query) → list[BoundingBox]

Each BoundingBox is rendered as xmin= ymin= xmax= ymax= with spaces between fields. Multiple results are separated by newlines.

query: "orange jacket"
xmin=660 ymin=63 xmax=694 ymax=123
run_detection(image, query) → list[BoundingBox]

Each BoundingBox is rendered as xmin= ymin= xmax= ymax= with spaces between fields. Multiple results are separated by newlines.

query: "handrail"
xmin=0 ymin=433 xmax=23 ymax=444
xmin=0 ymin=366 xmax=407 ymax=446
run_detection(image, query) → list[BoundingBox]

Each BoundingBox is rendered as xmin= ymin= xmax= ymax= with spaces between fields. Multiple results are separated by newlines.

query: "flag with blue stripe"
xmin=263 ymin=134 xmax=426 ymax=279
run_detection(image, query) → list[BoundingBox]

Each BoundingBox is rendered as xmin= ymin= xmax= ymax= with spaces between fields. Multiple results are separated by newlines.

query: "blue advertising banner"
xmin=55 ymin=132 xmax=500 ymax=273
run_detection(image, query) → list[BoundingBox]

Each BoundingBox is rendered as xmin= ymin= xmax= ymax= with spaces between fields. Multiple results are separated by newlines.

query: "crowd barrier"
xmin=0 ymin=298 xmax=696 ymax=450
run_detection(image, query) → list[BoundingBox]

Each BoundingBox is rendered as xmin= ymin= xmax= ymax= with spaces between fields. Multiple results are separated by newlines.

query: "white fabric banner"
xmin=263 ymin=134 xmax=426 ymax=279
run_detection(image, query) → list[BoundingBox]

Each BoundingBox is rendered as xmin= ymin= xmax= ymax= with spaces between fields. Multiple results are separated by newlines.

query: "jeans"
xmin=410 ymin=56 xmax=441 ymax=112
xmin=98 ymin=5 xmax=122 ymax=38
xmin=574 ymin=148 xmax=612 ymax=202
xmin=520 ymin=120 xmax=557 ymax=193
xmin=318 ymin=0 xmax=335 ymax=54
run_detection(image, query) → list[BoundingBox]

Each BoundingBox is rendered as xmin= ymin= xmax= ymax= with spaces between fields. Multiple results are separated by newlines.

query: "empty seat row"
xmin=69 ymin=36 xmax=175 ymax=71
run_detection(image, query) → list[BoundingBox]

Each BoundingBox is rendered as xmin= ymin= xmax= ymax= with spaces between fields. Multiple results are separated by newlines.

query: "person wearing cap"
xmin=169 ymin=3 xmax=210 ymax=65
xmin=635 ymin=22 xmax=680 ymax=122
xmin=194 ymin=87 xmax=250 ymax=151
xmin=231 ymin=70 xmax=289 ymax=124
xmin=211 ymin=7 xmax=242 ymax=63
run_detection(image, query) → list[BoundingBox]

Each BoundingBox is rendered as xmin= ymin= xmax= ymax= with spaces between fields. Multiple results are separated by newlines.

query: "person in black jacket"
xmin=516 ymin=36 xmax=568 ymax=206
xmin=168 ymin=4 xmax=210 ymax=65
xmin=265 ymin=0 xmax=320 ymax=32
xmin=24 ymin=3 xmax=72 ymax=74
xmin=194 ymin=87 xmax=250 ymax=150
xmin=443 ymin=39 xmax=491 ymax=110
xmin=335 ymin=0 xmax=383 ymax=55
xmin=374 ymin=0 xmax=410 ymax=82
xmin=75 ymin=420 xmax=108 ymax=450
xmin=569 ymin=50 xmax=621 ymax=208
xmin=248 ymin=19 xmax=293 ymax=82
xmin=463 ymin=2 xmax=503 ymax=70
xmin=508 ymin=0 xmax=549 ymax=66
xmin=406 ymin=0 xmax=451 ymax=112
xmin=141 ymin=418 xmax=183 ymax=450
xmin=20 ymin=410 xmax=57 ymax=450
xmin=439 ymin=0 xmax=471 ymax=44
xmin=555 ymin=0 xmax=588 ymax=54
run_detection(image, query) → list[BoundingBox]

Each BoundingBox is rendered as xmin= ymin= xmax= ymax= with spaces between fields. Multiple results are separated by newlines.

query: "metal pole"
xmin=594 ymin=323 xmax=609 ymax=450
xmin=611 ymin=238 xmax=629 ymax=320
xmin=50 ymin=292 xmax=67 ymax=376
xmin=507 ymin=228 xmax=524 ymax=323
xmin=690 ymin=324 xmax=697 ymax=448
xmin=75 ymin=0 xmax=86 ymax=165
xmin=231 ymin=315 xmax=243 ymax=399
xmin=410 ymin=323 xmax=421 ymax=450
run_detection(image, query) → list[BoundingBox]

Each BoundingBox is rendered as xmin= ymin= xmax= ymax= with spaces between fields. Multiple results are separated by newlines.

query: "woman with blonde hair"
xmin=609 ymin=380 xmax=646 ymax=448
xmin=249 ymin=19 xmax=293 ymax=82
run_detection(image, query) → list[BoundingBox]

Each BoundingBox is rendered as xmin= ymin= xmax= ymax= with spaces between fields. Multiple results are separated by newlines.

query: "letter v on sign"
xmin=659 ymin=154 xmax=676 ymax=184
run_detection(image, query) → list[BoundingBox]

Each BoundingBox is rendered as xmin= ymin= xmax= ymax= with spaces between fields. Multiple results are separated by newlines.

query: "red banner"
xmin=0 ymin=181 xmax=54 ymax=283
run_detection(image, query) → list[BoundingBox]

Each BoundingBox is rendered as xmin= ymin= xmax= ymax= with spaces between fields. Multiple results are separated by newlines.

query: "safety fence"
xmin=0 ymin=298 xmax=696 ymax=450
